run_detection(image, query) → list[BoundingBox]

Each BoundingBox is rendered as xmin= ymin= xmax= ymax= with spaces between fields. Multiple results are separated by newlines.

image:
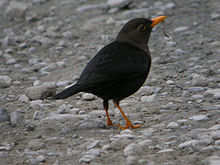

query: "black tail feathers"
xmin=52 ymin=84 xmax=81 ymax=99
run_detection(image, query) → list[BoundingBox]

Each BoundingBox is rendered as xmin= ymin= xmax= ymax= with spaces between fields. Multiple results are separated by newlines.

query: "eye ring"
xmin=137 ymin=24 xmax=147 ymax=31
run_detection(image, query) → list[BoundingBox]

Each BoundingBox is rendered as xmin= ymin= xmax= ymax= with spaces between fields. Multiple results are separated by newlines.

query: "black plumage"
xmin=52 ymin=16 xmax=167 ymax=129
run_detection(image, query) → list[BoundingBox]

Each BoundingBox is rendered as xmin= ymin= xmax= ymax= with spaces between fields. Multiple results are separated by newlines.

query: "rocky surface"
xmin=0 ymin=0 xmax=220 ymax=164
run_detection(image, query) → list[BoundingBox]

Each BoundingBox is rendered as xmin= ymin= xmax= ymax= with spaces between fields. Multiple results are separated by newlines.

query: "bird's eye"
xmin=137 ymin=24 xmax=147 ymax=31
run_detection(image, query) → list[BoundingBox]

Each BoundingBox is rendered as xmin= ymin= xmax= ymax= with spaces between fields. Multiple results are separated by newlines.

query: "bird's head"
xmin=116 ymin=16 xmax=167 ymax=52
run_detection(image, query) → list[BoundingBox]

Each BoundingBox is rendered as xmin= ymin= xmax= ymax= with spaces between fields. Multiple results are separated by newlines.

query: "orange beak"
xmin=150 ymin=16 xmax=167 ymax=28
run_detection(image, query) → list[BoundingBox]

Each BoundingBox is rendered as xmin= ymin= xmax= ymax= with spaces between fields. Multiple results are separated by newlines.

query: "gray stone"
xmin=138 ymin=86 xmax=154 ymax=95
xmin=124 ymin=142 xmax=142 ymax=157
xmin=157 ymin=148 xmax=174 ymax=153
xmin=192 ymin=75 xmax=208 ymax=87
xmin=141 ymin=94 xmax=156 ymax=103
xmin=28 ymin=58 xmax=40 ymax=65
xmin=33 ymin=111 xmax=43 ymax=120
xmin=43 ymin=114 xmax=88 ymax=121
xmin=174 ymin=49 xmax=185 ymax=55
xmin=58 ymin=104 xmax=66 ymax=114
xmin=87 ymin=140 xmax=100 ymax=149
xmin=89 ymin=110 xmax=106 ymax=118
xmin=6 ymin=58 xmax=16 ymax=64
xmin=40 ymin=63 xmax=57 ymax=72
xmin=0 ymin=75 xmax=12 ymax=88
xmin=126 ymin=156 xmax=138 ymax=165
xmin=209 ymin=124 xmax=220 ymax=131
xmin=35 ymin=155 xmax=46 ymax=162
xmin=174 ymin=26 xmax=188 ymax=32
xmin=167 ymin=122 xmax=179 ymax=129
xmin=122 ymin=8 xmax=149 ymax=17
xmin=82 ymin=93 xmax=96 ymax=101
xmin=10 ymin=111 xmax=24 ymax=127
xmin=204 ymin=89 xmax=220 ymax=99
xmin=4 ymin=2 xmax=28 ymax=20
xmin=79 ymin=155 xmax=96 ymax=164
xmin=110 ymin=134 xmax=136 ymax=142
xmin=165 ymin=41 xmax=176 ymax=47
xmin=137 ymin=140 xmax=152 ymax=149
xmin=25 ymin=84 xmax=56 ymax=100
xmin=31 ymin=36 xmax=52 ymax=47
xmin=178 ymin=140 xmax=204 ymax=148
xmin=107 ymin=0 xmax=131 ymax=8
xmin=205 ymin=156 xmax=220 ymax=165
xmin=85 ymin=148 xmax=101 ymax=156
xmin=67 ymin=149 xmax=79 ymax=157
xmin=78 ymin=120 xmax=106 ymax=130
xmin=76 ymin=4 xmax=107 ymax=13
xmin=211 ymin=131 xmax=220 ymax=140
xmin=210 ymin=41 xmax=220 ymax=47
xmin=0 ymin=109 xmax=10 ymax=122
xmin=18 ymin=94 xmax=29 ymax=103
xmin=187 ymin=87 xmax=206 ymax=93
xmin=165 ymin=2 xmax=176 ymax=9
xmin=211 ymin=13 xmax=220 ymax=20
xmin=62 ymin=31 xmax=78 ymax=40
xmin=191 ymin=94 xmax=203 ymax=100
xmin=166 ymin=80 xmax=175 ymax=85
xmin=215 ymin=140 xmax=220 ymax=146
xmin=189 ymin=115 xmax=208 ymax=121
xmin=56 ymin=81 xmax=70 ymax=87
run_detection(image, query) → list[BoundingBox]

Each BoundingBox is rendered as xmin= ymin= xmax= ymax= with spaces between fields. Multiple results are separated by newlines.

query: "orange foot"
xmin=107 ymin=119 xmax=113 ymax=126
xmin=116 ymin=121 xmax=142 ymax=130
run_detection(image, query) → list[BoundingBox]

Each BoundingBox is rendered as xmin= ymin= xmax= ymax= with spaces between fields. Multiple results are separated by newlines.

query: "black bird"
xmin=52 ymin=16 xmax=167 ymax=129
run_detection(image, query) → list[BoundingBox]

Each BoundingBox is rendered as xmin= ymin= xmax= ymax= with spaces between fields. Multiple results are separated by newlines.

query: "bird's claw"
xmin=116 ymin=122 xmax=142 ymax=130
xmin=107 ymin=119 xmax=113 ymax=126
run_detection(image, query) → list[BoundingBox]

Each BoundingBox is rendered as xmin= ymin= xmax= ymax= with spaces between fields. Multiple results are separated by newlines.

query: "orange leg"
xmin=113 ymin=100 xmax=142 ymax=130
xmin=103 ymin=100 xmax=113 ymax=126
xmin=104 ymin=106 xmax=113 ymax=126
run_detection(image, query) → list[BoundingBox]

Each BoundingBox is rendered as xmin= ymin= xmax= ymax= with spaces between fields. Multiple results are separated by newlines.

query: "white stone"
xmin=82 ymin=93 xmax=96 ymax=101
xmin=107 ymin=0 xmax=130 ymax=7
xmin=178 ymin=140 xmax=202 ymax=148
xmin=157 ymin=148 xmax=174 ymax=153
xmin=166 ymin=80 xmax=175 ymax=85
xmin=167 ymin=122 xmax=179 ymax=129
xmin=87 ymin=140 xmax=100 ymax=149
xmin=35 ymin=155 xmax=46 ymax=162
xmin=204 ymin=89 xmax=220 ymax=98
xmin=141 ymin=94 xmax=156 ymax=103
xmin=85 ymin=149 xmax=101 ymax=156
xmin=174 ymin=26 xmax=188 ymax=32
xmin=211 ymin=131 xmax=220 ymax=140
xmin=189 ymin=115 xmax=208 ymax=121
xmin=56 ymin=81 xmax=70 ymax=87
xmin=209 ymin=124 xmax=220 ymax=131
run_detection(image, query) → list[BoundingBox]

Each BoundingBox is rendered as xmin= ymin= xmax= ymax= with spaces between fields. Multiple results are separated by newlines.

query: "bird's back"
xmin=77 ymin=41 xmax=151 ymax=101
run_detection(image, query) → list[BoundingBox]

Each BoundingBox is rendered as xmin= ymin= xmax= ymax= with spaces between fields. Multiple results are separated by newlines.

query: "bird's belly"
xmin=90 ymin=77 xmax=146 ymax=101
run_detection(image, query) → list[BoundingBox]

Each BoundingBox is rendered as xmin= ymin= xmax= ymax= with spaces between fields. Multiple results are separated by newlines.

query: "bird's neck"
xmin=116 ymin=38 xmax=150 ymax=54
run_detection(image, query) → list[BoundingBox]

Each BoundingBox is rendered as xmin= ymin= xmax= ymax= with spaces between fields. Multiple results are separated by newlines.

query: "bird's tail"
xmin=52 ymin=84 xmax=81 ymax=99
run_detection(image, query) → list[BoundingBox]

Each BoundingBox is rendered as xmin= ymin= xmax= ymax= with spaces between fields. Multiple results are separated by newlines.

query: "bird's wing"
xmin=78 ymin=41 xmax=151 ymax=87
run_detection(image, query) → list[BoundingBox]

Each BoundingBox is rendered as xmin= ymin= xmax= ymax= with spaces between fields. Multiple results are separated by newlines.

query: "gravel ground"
xmin=0 ymin=0 xmax=220 ymax=164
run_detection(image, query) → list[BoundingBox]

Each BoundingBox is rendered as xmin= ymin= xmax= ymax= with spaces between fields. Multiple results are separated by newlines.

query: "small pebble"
xmin=167 ymin=122 xmax=179 ymax=129
xmin=10 ymin=111 xmax=24 ymax=127
xmin=189 ymin=115 xmax=208 ymax=121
